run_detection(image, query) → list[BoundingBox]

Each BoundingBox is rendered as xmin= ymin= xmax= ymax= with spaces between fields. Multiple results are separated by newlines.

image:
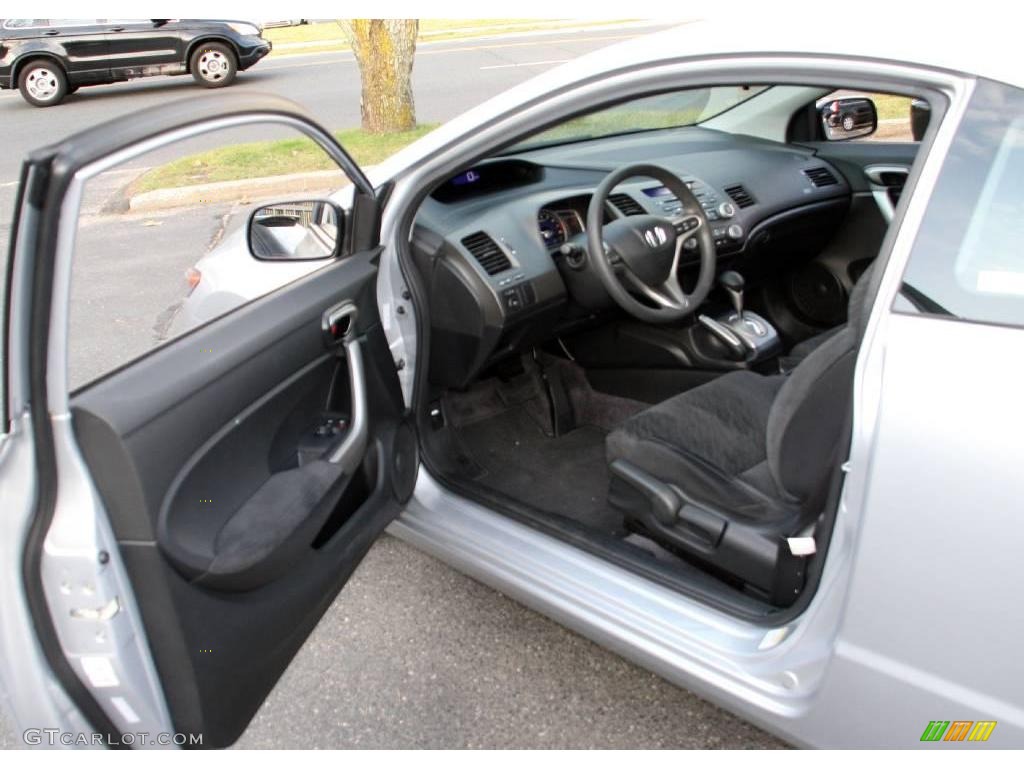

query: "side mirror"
xmin=820 ymin=97 xmax=878 ymax=141
xmin=248 ymin=199 xmax=344 ymax=261
xmin=910 ymin=98 xmax=931 ymax=141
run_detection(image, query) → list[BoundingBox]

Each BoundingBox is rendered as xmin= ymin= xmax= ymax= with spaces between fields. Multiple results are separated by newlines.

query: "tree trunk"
xmin=340 ymin=19 xmax=418 ymax=134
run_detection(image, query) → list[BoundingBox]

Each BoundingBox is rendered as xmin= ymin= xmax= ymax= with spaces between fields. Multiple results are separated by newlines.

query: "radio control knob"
xmin=727 ymin=224 xmax=744 ymax=240
xmin=718 ymin=202 xmax=736 ymax=218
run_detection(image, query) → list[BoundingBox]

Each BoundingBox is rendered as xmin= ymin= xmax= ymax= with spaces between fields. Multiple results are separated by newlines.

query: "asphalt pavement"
xmin=1 ymin=537 xmax=784 ymax=749
xmin=0 ymin=22 xmax=786 ymax=749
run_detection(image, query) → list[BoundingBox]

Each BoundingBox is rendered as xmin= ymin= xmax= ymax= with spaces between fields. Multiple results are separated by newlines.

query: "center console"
xmin=696 ymin=271 xmax=781 ymax=363
xmin=563 ymin=270 xmax=783 ymax=376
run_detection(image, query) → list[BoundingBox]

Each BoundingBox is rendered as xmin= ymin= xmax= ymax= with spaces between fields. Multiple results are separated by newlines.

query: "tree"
xmin=339 ymin=19 xmax=418 ymax=134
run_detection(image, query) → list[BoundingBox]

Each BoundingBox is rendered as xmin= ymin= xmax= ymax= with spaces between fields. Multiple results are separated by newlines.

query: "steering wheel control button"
xmin=673 ymin=216 xmax=701 ymax=237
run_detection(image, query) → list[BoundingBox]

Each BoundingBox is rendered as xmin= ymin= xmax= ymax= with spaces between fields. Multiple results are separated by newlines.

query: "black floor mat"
xmin=455 ymin=407 xmax=625 ymax=535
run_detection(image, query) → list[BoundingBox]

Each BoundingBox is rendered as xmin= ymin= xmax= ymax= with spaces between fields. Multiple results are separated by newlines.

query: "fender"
xmin=184 ymin=36 xmax=240 ymax=73
xmin=11 ymin=44 xmax=68 ymax=84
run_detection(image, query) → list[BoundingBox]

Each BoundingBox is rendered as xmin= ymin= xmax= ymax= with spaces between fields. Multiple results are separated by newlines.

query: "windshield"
xmin=510 ymin=85 xmax=771 ymax=152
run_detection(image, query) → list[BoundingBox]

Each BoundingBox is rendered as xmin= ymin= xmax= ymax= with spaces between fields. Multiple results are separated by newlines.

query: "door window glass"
xmin=67 ymin=124 xmax=348 ymax=390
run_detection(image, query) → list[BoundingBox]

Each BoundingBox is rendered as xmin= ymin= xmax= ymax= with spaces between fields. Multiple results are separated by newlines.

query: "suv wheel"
xmin=190 ymin=43 xmax=238 ymax=88
xmin=18 ymin=61 xmax=68 ymax=107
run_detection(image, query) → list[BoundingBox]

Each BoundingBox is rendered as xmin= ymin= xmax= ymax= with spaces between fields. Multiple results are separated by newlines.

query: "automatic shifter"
xmin=700 ymin=270 xmax=782 ymax=362
xmin=718 ymin=270 xmax=746 ymax=321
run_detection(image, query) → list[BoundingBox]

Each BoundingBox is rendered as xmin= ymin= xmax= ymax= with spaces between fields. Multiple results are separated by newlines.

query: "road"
xmin=0 ymin=23 xmax=680 ymax=241
xmin=0 ymin=22 xmax=785 ymax=749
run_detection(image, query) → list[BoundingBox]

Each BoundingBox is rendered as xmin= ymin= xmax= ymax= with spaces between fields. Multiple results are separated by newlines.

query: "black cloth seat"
xmin=788 ymin=324 xmax=842 ymax=362
xmin=607 ymin=370 xmax=793 ymax=523
xmin=606 ymin=262 xmax=878 ymax=602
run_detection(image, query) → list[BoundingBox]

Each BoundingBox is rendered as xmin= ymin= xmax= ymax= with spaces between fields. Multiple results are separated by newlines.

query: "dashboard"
xmin=410 ymin=126 xmax=852 ymax=388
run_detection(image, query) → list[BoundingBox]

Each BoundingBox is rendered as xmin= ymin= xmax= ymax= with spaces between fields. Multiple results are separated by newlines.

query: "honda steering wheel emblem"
xmin=644 ymin=226 xmax=668 ymax=247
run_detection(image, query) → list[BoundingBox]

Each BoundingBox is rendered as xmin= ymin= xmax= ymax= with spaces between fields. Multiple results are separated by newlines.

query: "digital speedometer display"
xmin=451 ymin=169 xmax=481 ymax=186
xmin=537 ymin=209 xmax=567 ymax=248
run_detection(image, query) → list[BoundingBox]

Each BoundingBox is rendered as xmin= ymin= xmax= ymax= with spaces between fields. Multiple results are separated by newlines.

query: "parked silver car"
xmin=1 ymin=16 xmax=1021 ymax=749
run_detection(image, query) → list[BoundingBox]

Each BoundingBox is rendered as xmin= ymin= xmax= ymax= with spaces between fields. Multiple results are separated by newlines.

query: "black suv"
xmin=0 ymin=19 xmax=271 ymax=107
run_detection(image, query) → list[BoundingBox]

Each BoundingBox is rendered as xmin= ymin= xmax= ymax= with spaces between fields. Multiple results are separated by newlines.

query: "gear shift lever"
xmin=718 ymin=270 xmax=745 ymax=321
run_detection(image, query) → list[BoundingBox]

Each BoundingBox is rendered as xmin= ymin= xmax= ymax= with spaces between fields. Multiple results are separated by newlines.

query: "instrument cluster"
xmin=536 ymin=207 xmax=585 ymax=249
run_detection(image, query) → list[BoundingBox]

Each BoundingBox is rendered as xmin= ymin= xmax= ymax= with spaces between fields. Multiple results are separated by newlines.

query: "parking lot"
xmin=0 ymin=22 xmax=786 ymax=749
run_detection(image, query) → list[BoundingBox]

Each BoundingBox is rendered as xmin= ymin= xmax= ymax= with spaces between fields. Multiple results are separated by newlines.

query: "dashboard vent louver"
xmin=461 ymin=231 xmax=512 ymax=275
xmin=724 ymin=184 xmax=756 ymax=208
xmin=608 ymin=193 xmax=645 ymax=216
xmin=804 ymin=167 xmax=839 ymax=188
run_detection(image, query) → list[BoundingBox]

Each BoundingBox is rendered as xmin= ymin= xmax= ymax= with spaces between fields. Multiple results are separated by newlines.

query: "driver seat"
xmin=606 ymin=261 xmax=878 ymax=605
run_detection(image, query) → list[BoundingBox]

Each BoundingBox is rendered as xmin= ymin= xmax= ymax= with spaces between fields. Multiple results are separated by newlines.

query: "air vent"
xmin=608 ymin=193 xmax=645 ymax=216
xmin=723 ymin=184 xmax=756 ymax=208
xmin=804 ymin=167 xmax=839 ymax=188
xmin=461 ymin=231 xmax=511 ymax=275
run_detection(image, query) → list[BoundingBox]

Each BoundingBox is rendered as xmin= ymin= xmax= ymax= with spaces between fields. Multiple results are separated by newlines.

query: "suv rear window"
xmin=2 ymin=19 xmax=99 ymax=30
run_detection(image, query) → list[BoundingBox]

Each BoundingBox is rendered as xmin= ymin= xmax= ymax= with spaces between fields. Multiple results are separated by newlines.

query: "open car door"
xmin=1 ymin=95 xmax=417 ymax=748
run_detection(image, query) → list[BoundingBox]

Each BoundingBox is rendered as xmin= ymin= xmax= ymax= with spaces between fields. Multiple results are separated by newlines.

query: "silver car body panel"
xmin=0 ymin=183 xmax=89 ymax=744
xmin=382 ymin=55 xmax=1005 ymax=746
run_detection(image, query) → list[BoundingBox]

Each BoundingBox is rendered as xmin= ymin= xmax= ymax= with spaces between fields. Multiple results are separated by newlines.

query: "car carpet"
xmin=455 ymin=408 xmax=623 ymax=534
xmin=445 ymin=357 xmax=648 ymax=535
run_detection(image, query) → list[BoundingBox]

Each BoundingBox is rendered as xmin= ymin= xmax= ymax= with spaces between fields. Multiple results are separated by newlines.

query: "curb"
xmin=128 ymin=169 xmax=349 ymax=212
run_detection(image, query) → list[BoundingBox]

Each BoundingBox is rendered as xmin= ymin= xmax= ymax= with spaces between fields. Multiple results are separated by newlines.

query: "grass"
xmin=528 ymin=109 xmax=704 ymax=145
xmin=518 ymin=87 xmax=767 ymax=147
xmin=871 ymin=93 xmax=914 ymax=121
xmin=132 ymin=124 xmax=438 ymax=193
xmin=263 ymin=19 xmax=637 ymax=56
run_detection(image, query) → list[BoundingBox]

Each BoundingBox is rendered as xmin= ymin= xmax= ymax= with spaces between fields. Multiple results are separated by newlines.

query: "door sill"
xmin=389 ymin=468 xmax=822 ymax=731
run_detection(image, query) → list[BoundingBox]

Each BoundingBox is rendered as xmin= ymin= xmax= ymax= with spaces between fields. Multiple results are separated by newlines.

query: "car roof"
xmin=605 ymin=14 xmax=1019 ymax=89
xmin=367 ymin=12 xmax=1017 ymax=186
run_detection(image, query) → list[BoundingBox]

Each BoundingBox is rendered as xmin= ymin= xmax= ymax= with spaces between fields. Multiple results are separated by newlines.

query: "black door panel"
xmin=69 ymin=249 xmax=405 ymax=745
xmin=106 ymin=21 xmax=187 ymax=78
xmin=12 ymin=94 xmax=401 ymax=747
xmin=51 ymin=22 xmax=111 ymax=80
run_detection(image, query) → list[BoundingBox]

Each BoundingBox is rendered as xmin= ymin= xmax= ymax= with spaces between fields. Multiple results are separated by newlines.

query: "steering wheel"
xmin=586 ymin=163 xmax=716 ymax=323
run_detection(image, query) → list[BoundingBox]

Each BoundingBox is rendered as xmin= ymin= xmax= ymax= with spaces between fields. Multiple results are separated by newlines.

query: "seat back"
xmin=766 ymin=260 xmax=880 ymax=502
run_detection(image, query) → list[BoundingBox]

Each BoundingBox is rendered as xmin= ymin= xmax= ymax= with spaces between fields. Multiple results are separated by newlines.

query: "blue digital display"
xmin=643 ymin=186 xmax=673 ymax=198
xmin=451 ymin=169 xmax=481 ymax=187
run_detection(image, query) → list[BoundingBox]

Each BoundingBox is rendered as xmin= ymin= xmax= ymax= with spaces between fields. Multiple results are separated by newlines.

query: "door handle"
xmin=321 ymin=303 xmax=368 ymax=472
xmin=109 ymin=27 xmax=126 ymax=32
xmin=44 ymin=30 xmax=59 ymax=36
xmin=323 ymin=301 xmax=356 ymax=347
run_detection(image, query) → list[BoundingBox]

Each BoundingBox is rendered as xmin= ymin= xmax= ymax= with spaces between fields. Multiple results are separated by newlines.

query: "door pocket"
xmin=157 ymin=346 xmax=372 ymax=592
